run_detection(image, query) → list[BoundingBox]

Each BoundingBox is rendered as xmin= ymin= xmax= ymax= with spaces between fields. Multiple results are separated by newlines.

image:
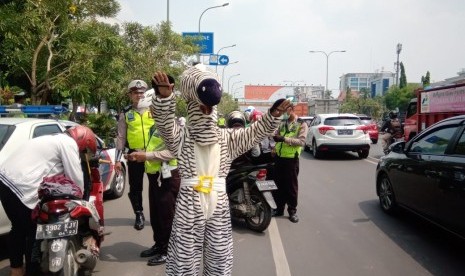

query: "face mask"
xmin=282 ymin=113 xmax=289 ymax=120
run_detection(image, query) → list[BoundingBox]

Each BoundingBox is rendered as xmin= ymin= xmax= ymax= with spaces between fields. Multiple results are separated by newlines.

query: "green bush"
xmin=86 ymin=113 xmax=118 ymax=147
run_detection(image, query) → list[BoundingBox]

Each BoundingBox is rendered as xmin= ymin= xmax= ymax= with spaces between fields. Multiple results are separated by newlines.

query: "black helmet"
xmin=389 ymin=110 xmax=398 ymax=119
xmin=226 ymin=111 xmax=246 ymax=128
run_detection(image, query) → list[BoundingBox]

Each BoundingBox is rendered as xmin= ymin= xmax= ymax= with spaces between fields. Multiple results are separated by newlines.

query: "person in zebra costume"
xmin=150 ymin=64 xmax=292 ymax=276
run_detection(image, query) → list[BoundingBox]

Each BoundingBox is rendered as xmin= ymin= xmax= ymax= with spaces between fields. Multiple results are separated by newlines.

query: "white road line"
xmin=269 ymin=218 xmax=291 ymax=276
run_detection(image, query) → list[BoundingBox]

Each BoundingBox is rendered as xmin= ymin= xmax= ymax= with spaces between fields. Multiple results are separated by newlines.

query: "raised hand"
xmin=152 ymin=71 xmax=174 ymax=98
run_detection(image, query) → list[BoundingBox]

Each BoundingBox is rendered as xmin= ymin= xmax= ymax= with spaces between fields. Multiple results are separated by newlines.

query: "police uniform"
xmin=273 ymin=117 xmax=308 ymax=223
xmin=115 ymin=79 xmax=154 ymax=230
xmin=140 ymin=125 xmax=181 ymax=265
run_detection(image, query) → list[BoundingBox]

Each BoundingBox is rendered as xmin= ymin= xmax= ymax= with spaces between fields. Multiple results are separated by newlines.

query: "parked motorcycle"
xmin=32 ymin=157 xmax=106 ymax=275
xmin=226 ymin=158 xmax=277 ymax=232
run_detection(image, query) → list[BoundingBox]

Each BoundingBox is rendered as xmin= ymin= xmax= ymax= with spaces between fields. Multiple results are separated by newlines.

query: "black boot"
xmin=128 ymin=193 xmax=145 ymax=230
xmin=134 ymin=211 xmax=145 ymax=230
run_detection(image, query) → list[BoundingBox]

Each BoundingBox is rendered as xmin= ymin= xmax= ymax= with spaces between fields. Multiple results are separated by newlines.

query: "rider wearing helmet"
xmin=380 ymin=110 xmax=403 ymax=153
xmin=243 ymin=106 xmax=255 ymax=125
xmin=0 ymin=126 xmax=94 ymax=276
xmin=226 ymin=110 xmax=261 ymax=164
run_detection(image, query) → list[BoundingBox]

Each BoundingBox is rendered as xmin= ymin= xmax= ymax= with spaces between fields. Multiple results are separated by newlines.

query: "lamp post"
xmin=167 ymin=0 xmax=169 ymax=23
xmin=221 ymin=61 xmax=238 ymax=88
xmin=309 ymin=50 xmax=346 ymax=99
xmin=215 ymin=44 xmax=236 ymax=72
xmin=227 ymin=74 xmax=240 ymax=94
xmin=197 ymin=3 xmax=229 ymax=62
xmin=231 ymin=80 xmax=242 ymax=94
xmin=395 ymin=43 xmax=402 ymax=87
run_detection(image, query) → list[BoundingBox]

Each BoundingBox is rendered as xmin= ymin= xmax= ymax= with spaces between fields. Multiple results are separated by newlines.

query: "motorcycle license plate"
xmin=36 ymin=220 xmax=78 ymax=240
xmin=256 ymin=180 xmax=278 ymax=191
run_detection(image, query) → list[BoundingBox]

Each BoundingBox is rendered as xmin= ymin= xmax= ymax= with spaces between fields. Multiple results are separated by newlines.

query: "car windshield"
xmin=0 ymin=124 xmax=15 ymax=151
xmin=360 ymin=119 xmax=373 ymax=125
xmin=324 ymin=117 xmax=362 ymax=126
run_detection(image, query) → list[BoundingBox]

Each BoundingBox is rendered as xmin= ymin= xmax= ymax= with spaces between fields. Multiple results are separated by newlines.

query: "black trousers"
xmin=147 ymin=169 xmax=180 ymax=253
xmin=127 ymin=158 xmax=146 ymax=212
xmin=273 ymin=156 xmax=300 ymax=215
xmin=0 ymin=182 xmax=38 ymax=275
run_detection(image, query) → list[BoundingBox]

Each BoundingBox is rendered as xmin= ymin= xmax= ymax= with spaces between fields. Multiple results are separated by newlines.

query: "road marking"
xmin=269 ymin=218 xmax=291 ymax=276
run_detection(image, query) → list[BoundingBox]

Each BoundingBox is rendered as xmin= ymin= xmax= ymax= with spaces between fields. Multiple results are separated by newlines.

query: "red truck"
xmin=403 ymin=83 xmax=465 ymax=141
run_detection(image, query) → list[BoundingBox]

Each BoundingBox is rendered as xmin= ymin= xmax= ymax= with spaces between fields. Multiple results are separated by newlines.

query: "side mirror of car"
xmin=391 ymin=141 xmax=406 ymax=154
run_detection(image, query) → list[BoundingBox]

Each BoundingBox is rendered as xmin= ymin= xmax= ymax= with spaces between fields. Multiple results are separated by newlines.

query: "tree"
xmin=421 ymin=71 xmax=431 ymax=88
xmin=399 ymin=62 xmax=407 ymax=89
xmin=217 ymin=93 xmax=239 ymax=116
xmin=383 ymin=83 xmax=419 ymax=113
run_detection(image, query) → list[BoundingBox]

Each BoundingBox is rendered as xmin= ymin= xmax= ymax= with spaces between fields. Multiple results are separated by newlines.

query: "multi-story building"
xmin=339 ymin=71 xmax=395 ymax=99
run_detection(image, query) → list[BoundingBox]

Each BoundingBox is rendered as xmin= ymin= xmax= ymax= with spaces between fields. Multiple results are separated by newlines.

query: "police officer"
xmin=127 ymin=123 xmax=180 ymax=265
xmin=272 ymin=106 xmax=308 ymax=223
xmin=115 ymin=79 xmax=154 ymax=230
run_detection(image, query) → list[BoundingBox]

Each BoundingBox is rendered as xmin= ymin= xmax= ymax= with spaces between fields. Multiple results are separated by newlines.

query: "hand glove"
xmin=273 ymin=135 xmax=285 ymax=142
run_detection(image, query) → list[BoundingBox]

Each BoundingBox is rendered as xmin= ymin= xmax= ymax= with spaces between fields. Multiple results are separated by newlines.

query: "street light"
xmin=216 ymin=44 xmax=236 ymax=72
xmin=221 ymin=60 xmax=238 ymax=88
xmin=309 ymin=50 xmax=346 ymax=99
xmin=197 ymin=3 xmax=229 ymax=62
xmin=227 ymin=74 xmax=240 ymax=94
xmin=231 ymin=80 xmax=242 ymax=93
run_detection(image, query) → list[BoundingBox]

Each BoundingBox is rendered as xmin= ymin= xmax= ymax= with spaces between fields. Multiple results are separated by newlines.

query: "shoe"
xmin=147 ymin=254 xmax=167 ymax=266
xmin=272 ymin=209 xmax=284 ymax=217
xmin=140 ymin=245 xmax=163 ymax=258
xmin=134 ymin=211 xmax=145 ymax=230
xmin=289 ymin=213 xmax=299 ymax=223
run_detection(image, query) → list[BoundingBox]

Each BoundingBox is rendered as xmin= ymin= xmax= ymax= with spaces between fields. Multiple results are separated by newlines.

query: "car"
xmin=298 ymin=116 xmax=314 ymax=127
xmin=357 ymin=114 xmax=379 ymax=144
xmin=376 ymin=115 xmax=465 ymax=239
xmin=304 ymin=113 xmax=371 ymax=159
xmin=0 ymin=117 xmax=127 ymax=235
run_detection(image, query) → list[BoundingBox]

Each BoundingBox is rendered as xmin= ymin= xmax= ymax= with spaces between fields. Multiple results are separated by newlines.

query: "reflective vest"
xmin=275 ymin=121 xmax=302 ymax=158
xmin=218 ymin=117 xmax=226 ymax=127
xmin=125 ymin=109 xmax=154 ymax=150
xmin=145 ymin=126 xmax=177 ymax=174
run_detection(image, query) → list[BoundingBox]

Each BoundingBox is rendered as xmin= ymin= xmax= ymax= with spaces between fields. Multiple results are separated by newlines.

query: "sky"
xmin=113 ymin=0 xmax=465 ymax=98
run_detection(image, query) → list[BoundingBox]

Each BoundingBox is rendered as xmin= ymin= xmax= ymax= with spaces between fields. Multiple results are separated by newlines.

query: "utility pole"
xmin=395 ymin=43 xmax=402 ymax=87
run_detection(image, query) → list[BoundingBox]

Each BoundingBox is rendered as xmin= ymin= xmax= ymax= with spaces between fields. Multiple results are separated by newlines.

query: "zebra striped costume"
xmin=151 ymin=64 xmax=280 ymax=276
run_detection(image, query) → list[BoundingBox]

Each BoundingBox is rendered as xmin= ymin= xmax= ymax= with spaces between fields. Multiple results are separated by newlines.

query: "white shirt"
xmin=0 ymin=133 xmax=84 ymax=209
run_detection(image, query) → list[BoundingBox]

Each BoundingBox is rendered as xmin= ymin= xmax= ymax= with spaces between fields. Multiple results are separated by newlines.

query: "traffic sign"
xmin=182 ymin=32 xmax=214 ymax=54
xmin=209 ymin=54 xmax=219 ymax=65
xmin=218 ymin=55 xmax=229 ymax=65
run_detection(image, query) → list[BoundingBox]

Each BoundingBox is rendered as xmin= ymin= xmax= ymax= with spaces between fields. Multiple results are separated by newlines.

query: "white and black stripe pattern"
xmin=151 ymin=65 xmax=281 ymax=276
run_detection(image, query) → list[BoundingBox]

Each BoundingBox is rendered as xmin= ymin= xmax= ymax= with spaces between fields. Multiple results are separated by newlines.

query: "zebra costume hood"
xmin=180 ymin=64 xmax=223 ymax=146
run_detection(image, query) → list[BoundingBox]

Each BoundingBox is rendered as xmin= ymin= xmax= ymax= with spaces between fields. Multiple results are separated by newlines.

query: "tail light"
xmin=356 ymin=125 xmax=368 ymax=134
xmin=318 ymin=126 xmax=335 ymax=135
xmin=256 ymin=169 xmax=267 ymax=181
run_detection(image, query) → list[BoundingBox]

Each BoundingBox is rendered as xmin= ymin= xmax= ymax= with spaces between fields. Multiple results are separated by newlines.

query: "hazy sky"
xmin=114 ymin=0 xmax=465 ymax=97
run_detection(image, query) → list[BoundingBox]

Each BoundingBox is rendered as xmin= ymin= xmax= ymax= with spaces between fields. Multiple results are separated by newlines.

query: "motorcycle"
xmin=32 ymin=157 xmax=107 ymax=275
xmin=226 ymin=157 xmax=277 ymax=232
xmin=381 ymin=132 xmax=405 ymax=155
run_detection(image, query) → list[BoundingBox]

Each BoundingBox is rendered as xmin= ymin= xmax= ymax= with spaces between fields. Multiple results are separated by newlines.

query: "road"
xmin=1 ymin=143 xmax=465 ymax=276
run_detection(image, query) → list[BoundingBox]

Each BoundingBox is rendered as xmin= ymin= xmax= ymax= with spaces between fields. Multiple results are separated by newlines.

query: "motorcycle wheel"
xmin=245 ymin=188 xmax=272 ymax=232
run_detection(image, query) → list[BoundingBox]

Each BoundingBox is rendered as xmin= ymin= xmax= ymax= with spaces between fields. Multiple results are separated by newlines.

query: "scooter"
xmin=226 ymin=157 xmax=277 ymax=233
xmin=32 ymin=157 xmax=107 ymax=275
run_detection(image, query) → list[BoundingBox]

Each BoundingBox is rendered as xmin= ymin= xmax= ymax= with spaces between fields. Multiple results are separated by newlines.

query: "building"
xmin=237 ymin=84 xmax=324 ymax=112
xmin=338 ymin=71 xmax=395 ymax=100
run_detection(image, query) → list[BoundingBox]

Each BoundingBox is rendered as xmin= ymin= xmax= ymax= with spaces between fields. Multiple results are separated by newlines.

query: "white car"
xmin=305 ymin=113 xmax=371 ymax=159
xmin=0 ymin=117 xmax=127 ymax=235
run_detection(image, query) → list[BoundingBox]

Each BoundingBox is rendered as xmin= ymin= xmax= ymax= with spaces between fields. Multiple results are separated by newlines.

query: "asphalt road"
xmin=1 ymin=142 xmax=465 ymax=276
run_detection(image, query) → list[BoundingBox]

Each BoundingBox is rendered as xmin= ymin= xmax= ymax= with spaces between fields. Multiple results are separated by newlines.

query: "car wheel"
xmin=106 ymin=165 xmax=126 ymax=199
xmin=358 ymin=149 xmax=369 ymax=159
xmin=312 ymin=140 xmax=321 ymax=159
xmin=304 ymin=143 xmax=310 ymax=152
xmin=371 ymin=138 xmax=378 ymax=144
xmin=377 ymin=174 xmax=398 ymax=214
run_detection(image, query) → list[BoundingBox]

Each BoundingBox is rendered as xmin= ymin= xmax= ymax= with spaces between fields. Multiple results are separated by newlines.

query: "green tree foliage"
xmin=399 ymin=62 xmax=407 ymax=89
xmin=217 ymin=93 xmax=239 ymax=116
xmin=339 ymin=92 xmax=384 ymax=120
xmin=383 ymin=83 xmax=419 ymax=112
xmin=421 ymin=71 xmax=431 ymax=88
xmin=0 ymin=0 xmax=120 ymax=104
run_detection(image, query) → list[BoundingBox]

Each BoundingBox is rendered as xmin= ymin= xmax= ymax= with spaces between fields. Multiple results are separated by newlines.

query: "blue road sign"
xmin=209 ymin=54 xmax=219 ymax=65
xmin=182 ymin=32 xmax=214 ymax=54
xmin=219 ymin=55 xmax=229 ymax=65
